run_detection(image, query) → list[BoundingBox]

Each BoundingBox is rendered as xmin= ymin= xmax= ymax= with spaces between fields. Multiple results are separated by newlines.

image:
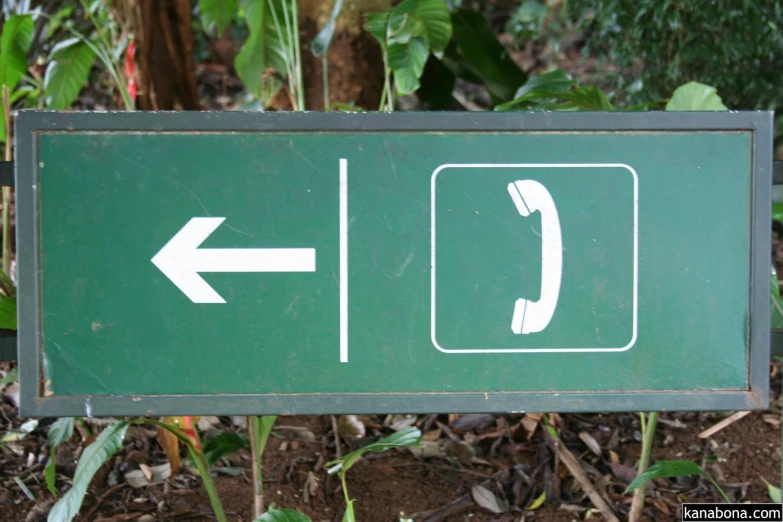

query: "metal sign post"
xmin=13 ymin=111 xmax=772 ymax=417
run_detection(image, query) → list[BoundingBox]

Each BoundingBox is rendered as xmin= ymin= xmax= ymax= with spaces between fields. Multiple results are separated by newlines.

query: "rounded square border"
xmin=430 ymin=163 xmax=639 ymax=354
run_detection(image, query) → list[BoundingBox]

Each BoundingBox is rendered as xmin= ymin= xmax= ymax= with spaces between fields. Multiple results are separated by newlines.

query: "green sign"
xmin=16 ymin=111 xmax=771 ymax=417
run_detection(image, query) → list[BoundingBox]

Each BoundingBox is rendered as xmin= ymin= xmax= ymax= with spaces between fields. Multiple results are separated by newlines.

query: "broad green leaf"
xmin=0 ymin=296 xmax=16 ymax=330
xmin=326 ymin=426 xmax=421 ymax=474
xmin=45 ymin=455 xmax=57 ymax=497
xmin=48 ymin=421 xmax=128 ymax=522
xmin=364 ymin=0 xmax=450 ymax=98
xmin=202 ymin=432 xmax=249 ymax=466
xmin=235 ymin=0 xmax=287 ymax=101
xmin=496 ymin=85 xmax=614 ymax=112
xmin=448 ymin=8 xmax=526 ymax=102
xmin=666 ymin=81 xmax=728 ymax=111
xmin=48 ymin=418 xmax=75 ymax=447
xmin=311 ymin=0 xmax=344 ymax=56
xmin=388 ymin=37 xmax=429 ymax=95
xmin=0 ymin=14 xmax=34 ymax=91
xmin=392 ymin=0 xmax=451 ymax=57
xmin=11 ymin=84 xmax=35 ymax=103
xmin=363 ymin=12 xmax=390 ymax=47
xmin=199 ymin=0 xmax=237 ymax=34
xmin=513 ymin=69 xmax=574 ymax=99
xmin=553 ymin=86 xmax=615 ymax=111
xmin=761 ymin=476 xmax=781 ymax=503
xmin=47 ymin=417 xmax=76 ymax=495
xmin=387 ymin=12 xmax=426 ymax=46
xmin=43 ymin=38 xmax=96 ymax=109
xmin=253 ymin=415 xmax=276 ymax=454
xmin=0 ymin=14 xmax=33 ymax=142
xmin=773 ymin=202 xmax=783 ymax=222
xmin=45 ymin=417 xmax=74 ymax=498
xmin=255 ymin=508 xmax=312 ymax=522
xmin=493 ymin=88 xmax=554 ymax=111
xmin=625 ymin=460 xmax=704 ymax=493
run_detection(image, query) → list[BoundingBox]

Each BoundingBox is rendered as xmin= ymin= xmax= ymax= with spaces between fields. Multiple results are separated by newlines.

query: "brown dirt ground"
xmin=2 ymin=400 xmax=780 ymax=522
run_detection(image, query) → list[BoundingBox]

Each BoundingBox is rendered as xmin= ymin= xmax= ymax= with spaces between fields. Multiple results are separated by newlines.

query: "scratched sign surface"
xmin=16 ymin=112 xmax=771 ymax=416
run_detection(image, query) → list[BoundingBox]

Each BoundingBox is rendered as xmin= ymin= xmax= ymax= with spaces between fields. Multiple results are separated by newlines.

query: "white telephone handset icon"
xmin=507 ymin=180 xmax=562 ymax=334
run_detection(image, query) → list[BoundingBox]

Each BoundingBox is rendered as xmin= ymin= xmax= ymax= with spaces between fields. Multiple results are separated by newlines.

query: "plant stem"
xmin=267 ymin=0 xmax=298 ymax=110
xmin=340 ymin=470 xmax=351 ymax=513
xmin=378 ymin=77 xmax=387 ymax=112
xmin=248 ymin=415 xmax=277 ymax=518
xmin=189 ymin=445 xmax=228 ymax=522
xmin=706 ymin=472 xmax=732 ymax=503
xmin=80 ymin=0 xmax=111 ymax=58
xmin=381 ymin=51 xmax=392 ymax=112
xmin=248 ymin=416 xmax=262 ymax=518
xmin=2 ymin=86 xmax=11 ymax=278
xmin=322 ymin=54 xmax=329 ymax=111
xmin=78 ymin=1 xmax=136 ymax=111
xmin=629 ymin=412 xmax=658 ymax=522
xmin=291 ymin=0 xmax=305 ymax=111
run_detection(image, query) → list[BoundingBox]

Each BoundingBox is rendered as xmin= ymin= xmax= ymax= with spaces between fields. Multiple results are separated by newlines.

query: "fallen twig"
xmin=330 ymin=415 xmax=342 ymax=459
xmin=82 ymin=482 xmax=128 ymax=521
xmin=543 ymin=416 xmax=619 ymax=522
xmin=698 ymin=411 xmax=750 ymax=439
xmin=434 ymin=420 xmax=461 ymax=443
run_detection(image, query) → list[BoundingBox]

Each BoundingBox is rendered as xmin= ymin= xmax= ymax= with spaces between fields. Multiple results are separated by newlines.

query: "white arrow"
xmin=152 ymin=217 xmax=316 ymax=303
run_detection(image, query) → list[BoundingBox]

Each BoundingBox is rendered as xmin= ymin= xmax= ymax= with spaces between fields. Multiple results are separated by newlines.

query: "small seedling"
xmin=327 ymin=426 xmax=421 ymax=522
xmin=625 ymin=459 xmax=731 ymax=503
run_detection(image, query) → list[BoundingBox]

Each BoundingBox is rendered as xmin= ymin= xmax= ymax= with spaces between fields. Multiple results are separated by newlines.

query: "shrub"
xmin=568 ymin=0 xmax=783 ymax=110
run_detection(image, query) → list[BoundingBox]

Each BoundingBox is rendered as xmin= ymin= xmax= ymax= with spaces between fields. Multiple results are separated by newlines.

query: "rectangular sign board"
xmin=15 ymin=111 xmax=772 ymax=416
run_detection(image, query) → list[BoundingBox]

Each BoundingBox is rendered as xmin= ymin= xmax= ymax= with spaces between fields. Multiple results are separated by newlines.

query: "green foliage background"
xmin=568 ymin=0 xmax=783 ymax=110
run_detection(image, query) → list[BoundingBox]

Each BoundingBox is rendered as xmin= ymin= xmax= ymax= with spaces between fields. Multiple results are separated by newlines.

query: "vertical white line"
xmin=339 ymin=158 xmax=348 ymax=363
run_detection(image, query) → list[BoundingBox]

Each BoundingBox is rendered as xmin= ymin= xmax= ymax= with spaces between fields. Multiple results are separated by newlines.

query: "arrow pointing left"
xmin=152 ymin=217 xmax=316 ymax=303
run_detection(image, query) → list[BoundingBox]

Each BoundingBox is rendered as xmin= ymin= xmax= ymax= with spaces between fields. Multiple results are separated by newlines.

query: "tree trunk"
xmin=295 ymin=0 xmax=390 ymax=111
xmin=114 ymin=0 xmax=200 ymax=110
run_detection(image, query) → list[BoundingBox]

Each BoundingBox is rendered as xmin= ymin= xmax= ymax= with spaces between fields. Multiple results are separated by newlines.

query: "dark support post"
xmin=0 ymin=161 xmax=12 ymax=187
xmin=773 ymin=161 xmax=783 ymax=357
xmin=774 ymin=160 xmax=783 ymax=354
xmin=0 ymin=161 xmax=13 ymax=361
xmin=773 ymin=160 xmax=782 ymax=492
xmin=773 ymin=330 xmax=783 ymax=357
xmin=0 ymin=331 xmax=15 ymax=361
